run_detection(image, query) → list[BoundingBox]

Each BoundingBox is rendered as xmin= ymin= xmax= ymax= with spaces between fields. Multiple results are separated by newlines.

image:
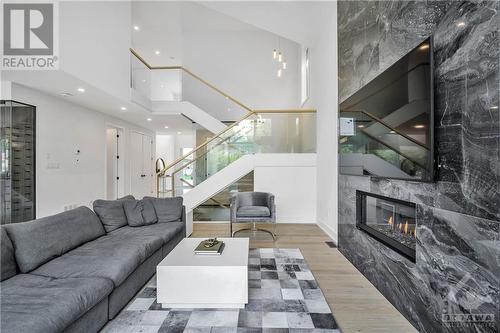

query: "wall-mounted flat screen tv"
xmin=339 ymin=38 xmax=434 ymax=182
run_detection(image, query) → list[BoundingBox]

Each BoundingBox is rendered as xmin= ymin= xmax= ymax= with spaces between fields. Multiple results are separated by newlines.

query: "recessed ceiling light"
xmin=60 ymin=92 xmax=74 ymax=97
xmin=155 ymin=50 xmax=160 ymax=55
xmin=120 ymin=106 xmax=127 ymax=111
xmin=177 ymin=131 xmax=182 ymax=135
xmin=456 ymin=21 xmax=466 ymax=27
xmin=414 ymin=124 xmax=425 ymax=129
xmin=419 ymin=44 xmax=429 ymax=51
xmin=147 ymin=118 xmax=152 ymax=122
xmin=164 ymin=126 xmax=169 ymax=129
xmin=357 ymin=125 xmax=365 ymax=128
xmin=77 ymin=87 xmax=85 ymax=93
xmin=390 ymin=130 xmax=396 ymax=134
xmin=133 ymin=25 xmax=140 ymax=31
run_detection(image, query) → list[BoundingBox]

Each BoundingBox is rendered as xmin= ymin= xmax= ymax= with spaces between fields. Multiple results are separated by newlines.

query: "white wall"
xmin=11 ymin=84 xmax=154 ymax=218
xmin=156 ymin=135 xmax=176 ymax=166
xmin=60 ymin=1 xmax=131 ymax=101
xmin=254 ymin=165 xmax=316 ymax=224
xmin=304 ymin=3 xmax=338 ymax=242
xmin=181 ymin=3 xmax=301 ymax=116
xmin=155 ymin=131 xmax=195 ymax=174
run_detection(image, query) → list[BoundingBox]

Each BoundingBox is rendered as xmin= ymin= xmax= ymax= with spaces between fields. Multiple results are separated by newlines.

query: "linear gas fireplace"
xmin=356 ymin=191 xmax=416 ymax=262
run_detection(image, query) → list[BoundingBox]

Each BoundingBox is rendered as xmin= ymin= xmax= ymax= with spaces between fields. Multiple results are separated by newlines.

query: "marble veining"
xmin=338 ymin=1 xmax=499 ymax=332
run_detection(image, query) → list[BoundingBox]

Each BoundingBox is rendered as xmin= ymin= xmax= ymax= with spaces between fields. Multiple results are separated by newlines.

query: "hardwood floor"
xmin=192 ymin=223 xmax=417 ymax=333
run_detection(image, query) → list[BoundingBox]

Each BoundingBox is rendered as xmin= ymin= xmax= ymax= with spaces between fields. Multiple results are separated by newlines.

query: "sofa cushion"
xmin=1 ymin=228 xmax=17 ymax=281
xmin=111 ymin=222 xmax=184 ymax=244
xmin=93 ymin=196 xmax=134 ymax=232
xmin=4 ymin=207 xmax=105 ymax=273
xmin=142 ymin=199 xmax=158 ymax=224
xmin=32 ymin=229 xmax=163 ymax=286
xmin=237 ymin=206 xmax=271 ymax=217
xmin=0 ymin=274 xmax=113 ymax=333
xmin=123 ymin=200 xmax=158 ymax=227
xmin=144 ymin=196 xmax=183 ymax=223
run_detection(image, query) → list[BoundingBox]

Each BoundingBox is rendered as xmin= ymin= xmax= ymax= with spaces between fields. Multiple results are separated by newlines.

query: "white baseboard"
xmin=317 ymin=219 xmax=338 ymax=244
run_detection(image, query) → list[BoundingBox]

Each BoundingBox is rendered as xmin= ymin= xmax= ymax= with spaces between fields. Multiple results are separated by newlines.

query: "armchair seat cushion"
xmin=237 ymin=206 xmax=271 ymax=217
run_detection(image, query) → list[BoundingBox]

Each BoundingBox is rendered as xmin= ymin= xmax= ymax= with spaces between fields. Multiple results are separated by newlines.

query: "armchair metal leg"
xmin=232 ymin=222 xmax=276 ymax=240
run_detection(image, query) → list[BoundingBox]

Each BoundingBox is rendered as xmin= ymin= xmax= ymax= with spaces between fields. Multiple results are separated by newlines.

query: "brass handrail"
xmin=340 ymin=109 xmax=429 ymax=150
xmin=131 ymin=48 xmax=252 ymax=112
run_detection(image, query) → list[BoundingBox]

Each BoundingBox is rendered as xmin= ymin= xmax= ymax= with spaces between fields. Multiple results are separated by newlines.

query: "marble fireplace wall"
xmin=337 ymin=1 xmax=499 ymax=333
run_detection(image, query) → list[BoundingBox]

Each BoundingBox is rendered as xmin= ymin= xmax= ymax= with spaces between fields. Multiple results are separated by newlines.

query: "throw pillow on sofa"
xmin=93 ymin=195 xmax=135 ymax=232
xmin=144 ymin=196 xmax=183 ymax=223
xmin=123 ymin=199 xmax=158 ymax=227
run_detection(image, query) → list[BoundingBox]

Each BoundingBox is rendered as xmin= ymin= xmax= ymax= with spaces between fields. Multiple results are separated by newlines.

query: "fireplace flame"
xmin=388 ymin=216 xmax=393 ymax=227
xmin=404 ymin=221 xmax=409 ymax=234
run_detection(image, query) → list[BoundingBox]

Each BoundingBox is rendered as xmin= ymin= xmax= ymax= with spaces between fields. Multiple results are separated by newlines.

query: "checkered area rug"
xmin=102 ymin=248 xmax=341 ymax=333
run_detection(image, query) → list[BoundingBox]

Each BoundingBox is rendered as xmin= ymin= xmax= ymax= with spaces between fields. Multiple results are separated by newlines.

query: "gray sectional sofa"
xmin=0 ymin=196 xmax=185 ymax=333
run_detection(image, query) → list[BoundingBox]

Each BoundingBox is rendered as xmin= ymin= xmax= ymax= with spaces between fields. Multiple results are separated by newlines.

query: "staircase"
xmin=157 ymin=109 xmax=316 ymax=234
xmin=131 ymin=49 xmax=317 ymax=234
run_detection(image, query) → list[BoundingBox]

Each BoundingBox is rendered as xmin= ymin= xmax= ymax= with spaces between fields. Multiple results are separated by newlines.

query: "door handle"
xmin=140 ymin=174 xmax=146 ymax=177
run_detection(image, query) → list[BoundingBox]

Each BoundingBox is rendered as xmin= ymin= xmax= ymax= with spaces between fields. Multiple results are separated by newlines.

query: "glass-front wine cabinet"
xmin=0 ymin=100 xmax=36 ymax=224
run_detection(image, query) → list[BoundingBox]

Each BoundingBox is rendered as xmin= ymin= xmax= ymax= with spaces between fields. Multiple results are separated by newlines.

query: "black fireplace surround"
xmin=356 ymin=190 xmax=416 ymax=262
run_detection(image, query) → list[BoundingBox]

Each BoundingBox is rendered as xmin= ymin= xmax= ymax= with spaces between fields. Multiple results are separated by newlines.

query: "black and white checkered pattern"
xmin=103 ymin=248 xmax=341 ymax=333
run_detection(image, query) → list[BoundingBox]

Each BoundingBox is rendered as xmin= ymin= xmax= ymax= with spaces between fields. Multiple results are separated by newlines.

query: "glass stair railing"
xmin=339 ymin=110 xmax=431 ymax=179
xmin=158 ymin=110 xmax=316 ymax=197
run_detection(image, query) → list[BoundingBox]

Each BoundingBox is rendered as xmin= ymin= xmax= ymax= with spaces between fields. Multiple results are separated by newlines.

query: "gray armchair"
xmin=230 ymin=192 xmax=276 ymax=239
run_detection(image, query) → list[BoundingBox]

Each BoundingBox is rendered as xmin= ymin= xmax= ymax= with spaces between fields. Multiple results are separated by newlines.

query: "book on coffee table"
xmin=194 ymin=240 xmax=225 ymax=255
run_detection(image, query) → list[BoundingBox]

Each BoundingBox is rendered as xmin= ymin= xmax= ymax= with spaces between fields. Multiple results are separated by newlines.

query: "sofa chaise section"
xmin=0 ymin=274 xmax=113 ymax=333
xmin=1 ymin=197 xmax=186 ymax=332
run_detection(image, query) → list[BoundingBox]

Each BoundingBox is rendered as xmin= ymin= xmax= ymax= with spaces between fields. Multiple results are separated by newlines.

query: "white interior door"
xmin=131 ymin=132 xmax=154 ymax=198
xmin=106 ymin=128 xmax=118 ymax=199
xmin=130 ymin=132 xmax=144 ymax=198
xmin=142 ymin=134 xmax=153 ymax=197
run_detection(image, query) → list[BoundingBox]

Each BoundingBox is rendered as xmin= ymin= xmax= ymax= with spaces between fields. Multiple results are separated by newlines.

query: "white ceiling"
xmin=2 ymin=70 xmax=194 ymax=134
xmin=195 ymin=1 xmax=336 ymax=46
xmin=131 ymin=1 xmax=333 ymax=67
xmin=5 ymin=2 xmax=334 ymax=135
xmin=131 ymin=2 xmax=183 ymax=67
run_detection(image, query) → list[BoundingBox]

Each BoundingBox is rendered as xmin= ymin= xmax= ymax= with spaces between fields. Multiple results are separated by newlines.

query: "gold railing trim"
xmin=341 ymin=109 xmax=429 ymax=150
xmin=131 ymin=48 xmax=252 ymax=112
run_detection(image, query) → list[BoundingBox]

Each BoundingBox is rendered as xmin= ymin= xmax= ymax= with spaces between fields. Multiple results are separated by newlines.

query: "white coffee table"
xmin=157 ymin=237 xmax=249 ymax=309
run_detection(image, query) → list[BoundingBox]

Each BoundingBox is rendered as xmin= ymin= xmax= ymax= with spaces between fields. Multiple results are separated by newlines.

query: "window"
xmin=301 ymin=47 xmax=310 ymax=105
